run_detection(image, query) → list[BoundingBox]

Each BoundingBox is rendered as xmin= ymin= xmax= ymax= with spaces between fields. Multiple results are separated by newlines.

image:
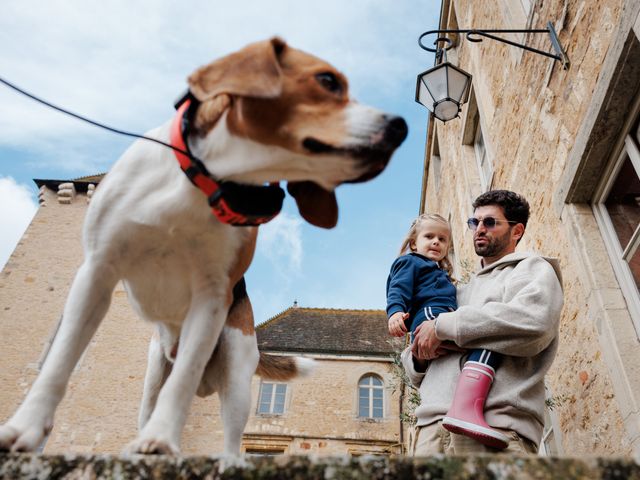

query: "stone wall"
xmin=421 ymin=0 xmax=638 ymax=456
xmin=1 ymin=453 xmax=639 ymax=479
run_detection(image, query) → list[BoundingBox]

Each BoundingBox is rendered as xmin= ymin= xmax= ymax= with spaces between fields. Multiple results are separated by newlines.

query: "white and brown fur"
xmin=0 ymin=37 xmax=407 ymax=459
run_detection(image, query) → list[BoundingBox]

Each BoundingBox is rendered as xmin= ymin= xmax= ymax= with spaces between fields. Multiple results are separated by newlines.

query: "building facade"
xmin=247 ymin=307 xmax=403 ymax=455
xmin=421 ymin=0 xmax=640 ymax=456
xmin=0 ymin=181 xmax=402 ymax=455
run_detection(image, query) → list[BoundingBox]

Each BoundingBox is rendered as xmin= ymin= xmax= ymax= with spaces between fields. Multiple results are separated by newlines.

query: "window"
xmin=243 ymin=435 xmax=290 ymax=455
xmin=519 ymin=0 xmax=532 ymax=13
xmin=432 ymin=128 xmax=442 ymax=191
xmin=539 ymin=388 xmax=564 ymax=456
xmin=499 ymin=0 xmax=533 ymax=30
xmin=474 ymin=121 xmax=493 ymax=192
xmin=257 ymin=382 xmax=287 ymax=415
xmin=593 ymin=114 xmax=640 ymax=332
xmin=358 ymin=374 xmax=384 ymax=419
xmin=245 ymin=448 xmax=285 ymax=457
xmin=461 ymin=87 xmax=493 ymax=192
xmin=539 ymin=419 xmax=560 ymax=456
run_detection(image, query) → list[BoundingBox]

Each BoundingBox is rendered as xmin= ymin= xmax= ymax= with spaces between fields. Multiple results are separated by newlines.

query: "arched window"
xmin=358 ymin=374 xmax=384 ymax=419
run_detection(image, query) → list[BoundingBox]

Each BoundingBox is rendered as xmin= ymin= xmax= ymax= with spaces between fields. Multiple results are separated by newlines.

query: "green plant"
xmin=545 ymin=394 xmax=569 ymax=411
xmin=388 ymin=341 xmax=420 ymax=425
xmin=456 ymin=258 xmax=474 ymax=284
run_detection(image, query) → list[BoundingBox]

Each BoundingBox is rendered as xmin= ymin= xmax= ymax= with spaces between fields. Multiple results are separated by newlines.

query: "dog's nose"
xmin=383 ymin=116 xmax=408 ymax=148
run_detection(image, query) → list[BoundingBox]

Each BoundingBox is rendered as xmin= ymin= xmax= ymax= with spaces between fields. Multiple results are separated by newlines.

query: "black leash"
xmin=1 ymin=75 xmax=286 ymax=226
xmin=0 ymin=75 xmax=198 ymax=162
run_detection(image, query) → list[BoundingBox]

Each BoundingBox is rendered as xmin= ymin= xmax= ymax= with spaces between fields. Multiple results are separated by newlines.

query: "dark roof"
xmin=34 ymin=173 xmax=106 ymax=193
xmin=256 ymin=307 xmax=402 ymax=357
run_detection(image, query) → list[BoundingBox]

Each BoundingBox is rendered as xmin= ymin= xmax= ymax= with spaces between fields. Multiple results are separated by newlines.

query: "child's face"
xmin=411 ymin=219 xmax=450 ymax=262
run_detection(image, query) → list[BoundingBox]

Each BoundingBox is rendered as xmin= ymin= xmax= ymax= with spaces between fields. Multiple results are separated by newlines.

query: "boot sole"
xmin=442 ymin=417 xmax=509 ymax=449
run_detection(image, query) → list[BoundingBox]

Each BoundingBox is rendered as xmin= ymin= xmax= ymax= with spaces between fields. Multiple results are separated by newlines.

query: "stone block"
xmin=1 ymin=453 xmax=639 ymax=480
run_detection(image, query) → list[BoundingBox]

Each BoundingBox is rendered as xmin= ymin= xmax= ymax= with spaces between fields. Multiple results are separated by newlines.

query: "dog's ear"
xmin=188 ymin=37 xmax=285 ymax=101
xmin=287 ymin=181 xmax=338 ymax=229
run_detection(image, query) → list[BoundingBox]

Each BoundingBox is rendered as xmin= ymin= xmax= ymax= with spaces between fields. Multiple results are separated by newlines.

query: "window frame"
xmin=539 ymin=387 xmax=565 ymax=456
xmin=461 ymin=86 xmax=494 ymax=193
xmin=592 ymin=109 xmax=640 ymax=336
xmin=431 ymin=126 xmax=442 ymax=192
xmin=474 ymin=120 xmax=493 ymax=192
xmin=257 ymin=381 xmax=288 ymax=416
xmin=357 ymin=374 xmax=384 ymax=419
xmin=245 ymin=448 xmax=286 ymax=457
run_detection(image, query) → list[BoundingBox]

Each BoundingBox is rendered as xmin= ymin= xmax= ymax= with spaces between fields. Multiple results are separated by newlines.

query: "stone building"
xmin=419 ymin=0 xmax=640 ymax=456
xmin=248 ymin=307 xmax=403 ymax=455
xmin=0 ymin=179 xmax=402 ymax=455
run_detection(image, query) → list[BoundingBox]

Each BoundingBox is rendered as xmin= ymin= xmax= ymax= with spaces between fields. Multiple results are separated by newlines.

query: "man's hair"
xmin=472 ymin=190 xmax=530 ymax=228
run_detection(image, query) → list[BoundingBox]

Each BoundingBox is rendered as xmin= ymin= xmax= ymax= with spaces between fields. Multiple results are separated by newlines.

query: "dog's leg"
xmin=218 ymin=328 xmax=259 ymax=460
xmin=138 ymin=332 xmax=172 ymax=431
xmin=0 ymin=260 xmax=117 ymax=452
xmin=125 ymin=292 xmax=229 ymax=455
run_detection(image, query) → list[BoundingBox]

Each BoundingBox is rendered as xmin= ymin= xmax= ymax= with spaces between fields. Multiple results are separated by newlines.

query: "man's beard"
xmin=474 ymin=229 xmax=511 ymax=258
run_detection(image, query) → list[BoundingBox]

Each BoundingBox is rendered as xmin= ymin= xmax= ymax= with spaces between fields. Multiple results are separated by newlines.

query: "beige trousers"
xmin=413 ymin=421 xmax=538 ymax=456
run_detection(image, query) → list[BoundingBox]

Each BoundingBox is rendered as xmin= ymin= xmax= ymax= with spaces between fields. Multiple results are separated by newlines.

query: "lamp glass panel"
xmin=420 ymin=65 xmax=448 ymax=103
xmin=417 ymin=80 xmax=435 ymax=110
xmin=434 ymin=100 xmax=460 ymax=122
xmin=446 ymin=67 xmax=471 ymax=102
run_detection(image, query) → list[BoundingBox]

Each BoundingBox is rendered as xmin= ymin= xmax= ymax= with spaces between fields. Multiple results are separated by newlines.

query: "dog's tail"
xmin=255 ymin=353 xmax=315 ymax=380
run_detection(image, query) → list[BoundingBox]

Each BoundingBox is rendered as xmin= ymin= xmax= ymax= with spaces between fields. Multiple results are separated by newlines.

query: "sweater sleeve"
xmin=386 ymin=256 xmax=416 ymax=317
xmin=400 ymin=346 xmax=427 ymax=388
xmin=436 ymin=256 xmax=563 ymax=357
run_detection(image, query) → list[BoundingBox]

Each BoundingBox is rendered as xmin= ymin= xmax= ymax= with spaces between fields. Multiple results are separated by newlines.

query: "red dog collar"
xmin=171 ymin=95 xmax=284 ymax=226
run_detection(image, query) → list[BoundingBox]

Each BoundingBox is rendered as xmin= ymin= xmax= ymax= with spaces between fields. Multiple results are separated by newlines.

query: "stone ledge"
xmin=0 ymin=453 xmax=639 ymax=479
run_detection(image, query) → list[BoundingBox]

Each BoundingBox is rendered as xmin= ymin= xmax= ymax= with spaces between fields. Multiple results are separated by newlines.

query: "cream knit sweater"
xmin=401 ymin=251 xmax=564 ymax=447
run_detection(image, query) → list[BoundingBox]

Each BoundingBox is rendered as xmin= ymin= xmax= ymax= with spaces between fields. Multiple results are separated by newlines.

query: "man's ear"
xmin=512 ymin=223 xmax=525 ymax=243
xmin=287 ymin=181 xmax=338 ymax=229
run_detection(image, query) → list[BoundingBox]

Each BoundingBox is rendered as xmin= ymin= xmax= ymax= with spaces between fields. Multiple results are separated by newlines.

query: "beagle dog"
xmin=0 ymin=37 xmax=407 ymax=459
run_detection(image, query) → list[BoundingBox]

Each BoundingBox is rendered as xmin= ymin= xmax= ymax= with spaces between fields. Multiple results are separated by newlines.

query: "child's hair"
xmin=398 ymin=213 xmax=455 ymax=280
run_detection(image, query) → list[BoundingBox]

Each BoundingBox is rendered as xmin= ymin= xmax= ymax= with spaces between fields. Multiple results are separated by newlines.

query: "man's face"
xmin=471 ymin=205 xmax=520 ymax=263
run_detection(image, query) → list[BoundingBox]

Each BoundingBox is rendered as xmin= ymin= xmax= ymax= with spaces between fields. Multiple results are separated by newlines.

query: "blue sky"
xmin=0 ymin=0 xmax=440 ymax=324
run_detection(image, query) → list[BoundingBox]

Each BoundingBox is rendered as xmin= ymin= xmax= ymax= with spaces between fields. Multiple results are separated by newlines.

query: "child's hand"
xmin=388 ymin=312 xmax=409 ymax=337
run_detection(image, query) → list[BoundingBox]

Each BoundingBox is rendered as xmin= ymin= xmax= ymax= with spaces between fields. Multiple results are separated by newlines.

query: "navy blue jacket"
xmin=386 ymin=253 xmax=457 ymax=320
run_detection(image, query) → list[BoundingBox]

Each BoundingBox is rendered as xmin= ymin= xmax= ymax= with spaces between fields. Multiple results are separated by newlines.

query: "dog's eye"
xmin=316 ymin=72 xmax=343 ymax=95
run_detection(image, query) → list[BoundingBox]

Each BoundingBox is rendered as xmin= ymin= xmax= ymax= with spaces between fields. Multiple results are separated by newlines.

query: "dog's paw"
xmin=124 ymin=436 xmax=180 ymax=456
xmin=0 ymin=425 xmax=20 ymax=451
xmin=0 ymin=422 xmax=51 ymax=452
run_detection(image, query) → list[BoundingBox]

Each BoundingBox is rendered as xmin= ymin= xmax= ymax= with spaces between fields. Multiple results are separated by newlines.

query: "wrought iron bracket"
xmin=419 ymin=21 xmax=570 ymax=70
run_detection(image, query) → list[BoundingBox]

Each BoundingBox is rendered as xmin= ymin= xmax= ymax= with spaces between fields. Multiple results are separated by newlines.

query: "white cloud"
xmin=256 ymin=213 xmax=303 ymax=273
xmin=0 ymin=177 xmax=38 ymax=269
xmin=0 ymin=0 xmax=428 ymax=169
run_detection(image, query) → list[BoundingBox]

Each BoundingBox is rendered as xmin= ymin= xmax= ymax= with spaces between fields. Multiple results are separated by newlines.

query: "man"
xmin=402 ymin=190 xmax=563 ymax=454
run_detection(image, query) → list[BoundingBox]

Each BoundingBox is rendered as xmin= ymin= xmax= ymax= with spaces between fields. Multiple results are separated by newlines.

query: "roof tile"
xmin=256 ymin=307 xmax=403 ymax=356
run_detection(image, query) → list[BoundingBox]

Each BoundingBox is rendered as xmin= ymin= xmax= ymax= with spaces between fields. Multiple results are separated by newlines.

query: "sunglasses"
xmin=467 ymin=217 xmax=518 ymax=230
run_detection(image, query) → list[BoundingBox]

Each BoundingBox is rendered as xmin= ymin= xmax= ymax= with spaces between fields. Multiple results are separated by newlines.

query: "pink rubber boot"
xmin=441 ymin=361 xmax=509 ymax=449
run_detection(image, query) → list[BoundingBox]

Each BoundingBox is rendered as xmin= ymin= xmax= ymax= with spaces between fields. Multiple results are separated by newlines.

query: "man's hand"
xmin=411 ymin=321 xmax=442 ymax=359
xmin=388 ymin=312 xmax=409 ymax=337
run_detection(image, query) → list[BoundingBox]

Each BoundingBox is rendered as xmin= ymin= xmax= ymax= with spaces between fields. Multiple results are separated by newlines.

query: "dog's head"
xmin=187 ymin=37 xmax=407 ymax=228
